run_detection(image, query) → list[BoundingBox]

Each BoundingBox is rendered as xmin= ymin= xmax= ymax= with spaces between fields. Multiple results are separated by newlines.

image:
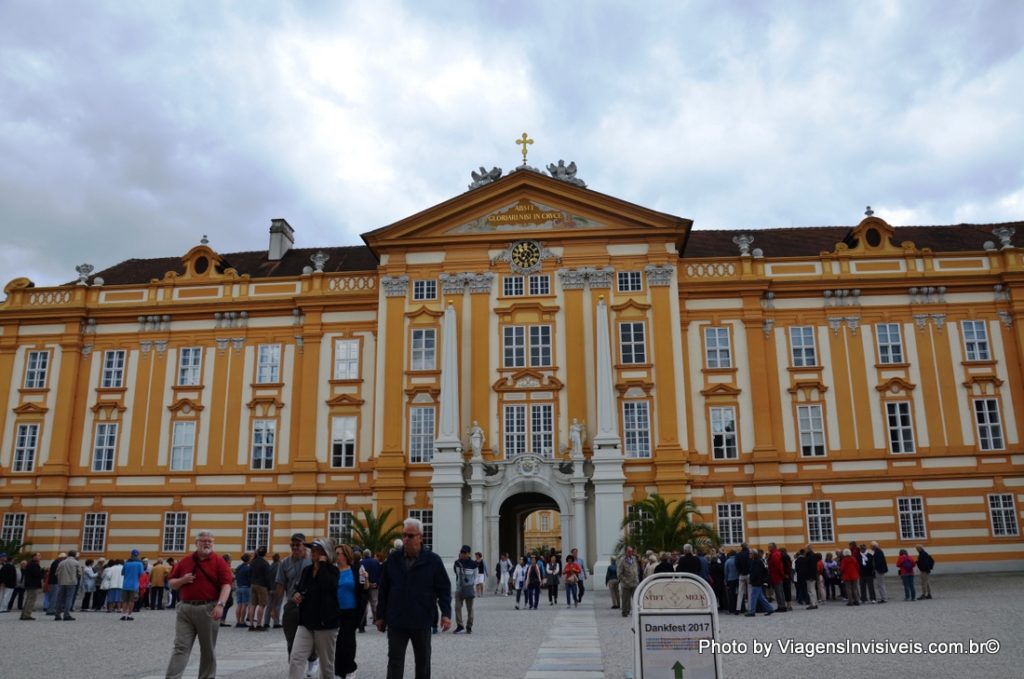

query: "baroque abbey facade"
xmin=1 ymin=166 xmax=1022 ymax=572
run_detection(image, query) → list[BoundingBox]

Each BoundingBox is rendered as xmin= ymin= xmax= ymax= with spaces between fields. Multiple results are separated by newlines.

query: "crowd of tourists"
xmin=599 ymin=540 xmax=937 ymax=618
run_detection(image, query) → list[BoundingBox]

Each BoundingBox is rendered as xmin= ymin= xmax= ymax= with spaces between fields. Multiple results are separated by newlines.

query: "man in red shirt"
xmin=164 ymin=530 xmax=234 ymax=679
xmin=767 ymin=543 xmax=789 ymax=612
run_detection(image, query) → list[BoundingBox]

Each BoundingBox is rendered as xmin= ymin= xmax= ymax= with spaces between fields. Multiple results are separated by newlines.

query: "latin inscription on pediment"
xmin=448 ymin=199 xmax=605 ymax=234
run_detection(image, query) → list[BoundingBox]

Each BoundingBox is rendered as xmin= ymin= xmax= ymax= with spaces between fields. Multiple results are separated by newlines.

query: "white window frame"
xmin=412 ymin=279 xmax=437 ymax=301
xmin=102 ymin=349 xmax=126 ymax=388
xmin=528 ymin=274 xmax=550 ymax=296
xmin=13 ymin=423 xmax=39 ymax=472
xmin=503 ymin=404 xmax=527 ymax=458
xmin=333 ymin=339 xmax=360 ymax=380
xmin=716 ymin=503 xmax=744 ymax=545
xmin=988 ymin=494 xmax=1020 ymax=537
xmin=876 ymin=323 xmax=904 ymax=364
xmin=177 ymin=347 xmax=202 ymax=386
xmin=1 ymin=512 xmax=26 ymax=544
xmin=410 ymin=509 xmax=433 ymax=550
xmin=619 ymin=322 xmax=647 ymax=364
xmin=251 ymin=419 xmax=276 ymax=470
xmin=245 ymin=511 xmax=271 ymax=552
xmin=806 ymin=500 xmax=834 ymax=543
xmin=530 ymin=403 xmax=554 ymax=458
xmin=617 ymin=271 xmax=643 ymax=292
xmin=790 ymin=326 xmax=817 ymax=367
xmin=256 ymin=344 xmax=281 ymax=384
xmin=710 ymin=406 xmax=737 ymax=460
xmin=704 ymin=327 xmax=732 ymax=369
xmin=503 ymin=326 xmax=525 ymax=368
xmin=92 ymin=422 xmax=117 ymax=472
xmin=503 ymin=276 xmax=524 ymax=297
xmin=162 ymin=511 xmax=189 ymax=553
xmin=409 ymin=406 xmax=435 ymax=463
xmin=410 ymin=329 xmax=436 ymax=371
xmin=627 ymin=505 xmax=651 ymax=542
xmin=539 ymin=513 xmax=551 ymax=532
xmin=529 ymin=325 xmax=552 ymax=367
xmin=82 ymin=512 xmax=108 ymax=553
xmin=962 ymin=320 xmax=990 ymax=361
xmin=504 ymin=325 xmax=552 ymax=368
xmin=897 ymin=497 xmax=927 ymax=540
xmin=170 ymin=421 xmax=196 ymax=471
xmin=24 ymin=350 xmax=50 ymax=389
xmin=622 ymin=401 xmax=651 ymax=458
xmin=328 ymin=510 xmax=353 ymax=544
xmin=974 ymin=398 xmax=1004 ymax=450
xmin=331 ymin=415 xmax=357 ymax=468
xmin=886 ymin=401 xmax=915 ymax=453
xmin=797 ymin=404 xmax=826 ymax=457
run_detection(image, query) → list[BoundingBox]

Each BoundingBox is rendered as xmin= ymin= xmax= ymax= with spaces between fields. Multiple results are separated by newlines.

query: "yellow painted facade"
xmin=0 ymin=170 xmax=1022 ymax=571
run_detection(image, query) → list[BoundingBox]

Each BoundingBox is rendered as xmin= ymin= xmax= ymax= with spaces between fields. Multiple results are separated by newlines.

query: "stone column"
xmin=432 ymin=302 xmax=466 ymax=565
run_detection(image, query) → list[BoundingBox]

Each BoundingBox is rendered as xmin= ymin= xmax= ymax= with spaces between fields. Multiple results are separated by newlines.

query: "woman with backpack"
xmin=896 ymin=549 xmax=916 ymax=601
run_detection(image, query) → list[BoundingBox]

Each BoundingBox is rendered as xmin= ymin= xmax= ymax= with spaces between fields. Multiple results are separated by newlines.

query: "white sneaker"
xmin=305 ymin=659 xmax=319 ymax=678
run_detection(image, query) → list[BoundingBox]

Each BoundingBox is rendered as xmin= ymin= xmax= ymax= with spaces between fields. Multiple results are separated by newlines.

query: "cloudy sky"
xmin=2 ymin=1 xmax=1022 ymax=286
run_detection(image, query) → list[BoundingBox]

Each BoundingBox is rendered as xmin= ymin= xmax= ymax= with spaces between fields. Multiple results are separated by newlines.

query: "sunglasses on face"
xmin=403 ymin=533 xmax=421 ymax=539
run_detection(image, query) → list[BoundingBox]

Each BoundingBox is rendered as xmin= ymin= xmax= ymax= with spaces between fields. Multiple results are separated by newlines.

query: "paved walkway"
xmin=525 ymin=598 xmax=604 ymax=679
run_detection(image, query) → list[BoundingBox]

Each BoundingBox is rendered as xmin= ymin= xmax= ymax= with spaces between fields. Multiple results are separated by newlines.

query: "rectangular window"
xmin=876 ymin=323 xmax=904 ymax=364
xmin=245 ymin=511 xmax=271 ymax=552
xmin=530 ymin=325 xmax=552 ymax=367
xmin=503 ymin=326 xmax=525 ymax=368
xmin=540 ymin=513 xmax=551 ymax=532
xmin=704 ymin=327 xmax=732 ymax=368
xmin=331 ymin=416 xmax=356 ymax=468
xmin=412 ymin=280 xmax=437 ymax=301
xmin=410 ymin=509 xmax=433 ymax=550
xmin=531 ymin=404 xmax=554 ymax=458
xmin=411 ymin=329 xmax=436 ymax=371
xmin=797 ymin=404 xmax=826 ymax=457
xmin=1 ymin=512 xmax=26 ymax=544
xmin=988 ymin=494 xmax=1020 ymax=537
xmin=619 ymin=322 xmax=647 ymax=364
xmin=710 ymin=406 xmax=738 ymax=460
xmin=13 ymin=423 xmax=39 ymax=472
xmin=409 ymin=407 xmax=435 ymax=463
xmin=24 ymin=350 xmax=50 ymax=389
xmin=790 ymin=326 xmax=817 ymax=367
xmin=503 ymin=276 xmax=524 ymax=297
xmin=333 ymin=339 xmax=360 ymax=380
xmin=529 ymin=274 xmax=550 ymax=296
xmin=503 ymin=404 xmax=526 ymax=458
xmin=177 ymin=347 xmax=202 ymax=386
xmin=962 ymin=320 xmax=990 ymax=361
xmin=627 ymin=505 xmax=651 ymax=543
xmin=171 ymin=421 xmax=196 ymax=471
xmin=974 ymin=399 xmax=1004 ymax=450
xmin=82 ymin=512 xmax=108 ymax=552
xmin=897 ymin=497 xmax=927 ymax=540
xmin=162 ymin=511 xmax=188 ymax=552
xmin=328 ymin=510 xmax=353 ymax=544
xmin=92 ymin=422 xmax=117 ymax=472
xmin=504 ymin=326 xmax=552 ymax=368
xmin=886 ymin=402 xmax=914 ymax=453
xmin=617 ymin=271 xmax=643 ymax=292
xmin=623 ymin=401 xmax=651 ymax=458
xmin=806 ymin=501 xmax=834 ymax=543
xmin=102 ymin=350 xmax=126 ymax=388
xmin=251 ymin=420 xmax=276 ymax=470
xmin=256 ymin=344 xmax=281 ymax=383
xmin=716 ymin=503 xmax=744 ymax=545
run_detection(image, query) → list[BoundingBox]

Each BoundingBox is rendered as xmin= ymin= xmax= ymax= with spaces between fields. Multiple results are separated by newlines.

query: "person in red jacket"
xmin=767 ymin=543 xmax=788 ymax=611
xmin=839 ymin=548 xmax=861 ymax=606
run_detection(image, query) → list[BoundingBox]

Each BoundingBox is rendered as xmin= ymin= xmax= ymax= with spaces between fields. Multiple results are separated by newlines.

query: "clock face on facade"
xmin=510 ymin=240 xmax=541 ymax=270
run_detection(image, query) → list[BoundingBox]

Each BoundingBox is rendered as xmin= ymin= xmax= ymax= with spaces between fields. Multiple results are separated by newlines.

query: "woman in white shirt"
xmin=512 ymin=557 xmax=527 ymax=610
xmin=104 ymin=560 xmax=124 ymax=612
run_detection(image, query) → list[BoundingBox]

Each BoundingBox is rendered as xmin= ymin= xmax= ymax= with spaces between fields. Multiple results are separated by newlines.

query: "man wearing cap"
xmin=121 ymin=549 xmax=145 ymax=621
xmin=54 ymin=549 xmax=83 ymax=620
xmin=276 ymin=533 xmax=318 ymax=677
xmin=165 ymin=530 xmax=233 ymax=679
xmin=288 ymin=537 xmax=341 ymax=679
xmin=376 ymin=517 xmax=452 ymax=679
xmin=452 ymin=545 xmax=476 ymax=634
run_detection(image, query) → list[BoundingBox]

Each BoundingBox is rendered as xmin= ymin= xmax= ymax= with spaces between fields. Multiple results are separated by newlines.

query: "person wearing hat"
xmin=288 ymin=537 xmax=341 ymax=679
xmin=275 ymin=533 xmax=318 ymax=676
xmin=121 ymin=548 xmax=144 ymax=621
xmin=452 ymin=545 xmax=476 ymax=634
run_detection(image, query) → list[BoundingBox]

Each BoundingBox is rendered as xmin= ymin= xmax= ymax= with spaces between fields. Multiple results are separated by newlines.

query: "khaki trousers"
xmin=607 ymin=579 xmax=620 ymax=607
xmin=919 ymin=571 xmax=931 ymax=597
xmin=21 ymin=588 xmax=40 ymax=619
xmin=165 ymin=601 xmax=220 ymax=679
xmin=454 ymin=591 xmax=474 ymax=629
xmin=288 ymin=627 xmax=338 ymax=679
xmin=735 ymin=575 xmax=749 ymax=612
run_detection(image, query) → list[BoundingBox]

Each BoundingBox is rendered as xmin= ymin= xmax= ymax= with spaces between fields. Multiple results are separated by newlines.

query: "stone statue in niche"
xmin=468 ymin=421 xmax=485 ymax=458
xmin=569 ymin=419 xmax=586 ymax=459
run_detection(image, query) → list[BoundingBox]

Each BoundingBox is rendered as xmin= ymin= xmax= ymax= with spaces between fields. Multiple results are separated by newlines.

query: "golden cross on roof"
xmin=515 ymin=132 xmax=534 ymax=165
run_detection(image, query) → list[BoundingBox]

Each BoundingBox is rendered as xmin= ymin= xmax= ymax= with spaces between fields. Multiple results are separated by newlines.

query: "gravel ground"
xmin=3 ymin=574 xmax=1020 ymax=678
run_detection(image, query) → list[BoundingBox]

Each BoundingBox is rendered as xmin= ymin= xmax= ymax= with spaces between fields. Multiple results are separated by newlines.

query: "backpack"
xmin=455 ymin=564 xmax=476 ymax=598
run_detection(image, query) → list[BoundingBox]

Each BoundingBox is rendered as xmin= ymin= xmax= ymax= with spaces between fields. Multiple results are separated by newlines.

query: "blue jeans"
xmin=526 ymin=584 xmax=540 ymax=609
xmin=56 ymin=584 xmax=77 ymax=617
xmin=901 ymin=574 xmax=916 ymax=600
xmin=565 ymin=583 xmax=579 ymax=605
xmin=748 ymin=585 xmax=773 ymax=614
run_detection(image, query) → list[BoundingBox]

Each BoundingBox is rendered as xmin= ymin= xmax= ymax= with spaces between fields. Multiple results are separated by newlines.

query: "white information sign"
xmin=632 ymin=573 xmax=723 ymax=679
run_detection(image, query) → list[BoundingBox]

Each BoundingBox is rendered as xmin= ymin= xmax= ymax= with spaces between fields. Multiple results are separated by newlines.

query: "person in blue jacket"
xmin=375 ymin=517 xmax=452 ymax=679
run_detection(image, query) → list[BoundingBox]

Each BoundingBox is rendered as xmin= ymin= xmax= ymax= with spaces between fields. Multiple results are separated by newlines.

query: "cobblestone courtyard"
xmin=0 ymin=573 xmax=1018 ymax=678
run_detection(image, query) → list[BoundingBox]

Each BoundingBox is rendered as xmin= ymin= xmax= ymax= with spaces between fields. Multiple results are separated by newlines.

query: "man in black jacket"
xmin=21 ymin=552 xmax=44 ymax=620
xmin=376 ymin=517 xmax=452 ymax=679
xmin=871 ymin=541 xmax=889 ymax=603
xmin=734 ymin=543 xmax=751 ymax=614
xmin=745 ymin=549 xmax=774 ymax=617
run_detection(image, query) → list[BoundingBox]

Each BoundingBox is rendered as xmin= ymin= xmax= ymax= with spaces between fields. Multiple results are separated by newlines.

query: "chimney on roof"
xmin=268 ymin=218 xmax=295 ymax=261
